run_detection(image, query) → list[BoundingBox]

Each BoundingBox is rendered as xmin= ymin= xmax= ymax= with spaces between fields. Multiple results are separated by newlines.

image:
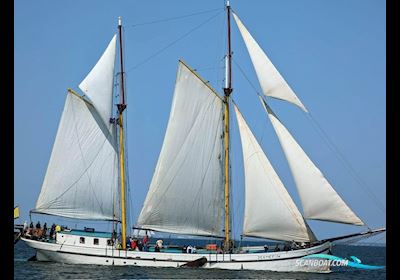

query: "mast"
xmin=223 ymin=0 xmax=233 ymax=251
xmin=117 ymin=16 xmax=127 ymax=250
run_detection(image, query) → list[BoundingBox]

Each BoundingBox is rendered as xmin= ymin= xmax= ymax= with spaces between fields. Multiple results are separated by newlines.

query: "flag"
xmin=14 ymin=206 xmax=20 ymax=219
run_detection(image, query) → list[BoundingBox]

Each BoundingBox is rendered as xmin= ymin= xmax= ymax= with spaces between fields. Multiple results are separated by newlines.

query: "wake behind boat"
xmin=22 ymin=1 xmax=385 ymax=272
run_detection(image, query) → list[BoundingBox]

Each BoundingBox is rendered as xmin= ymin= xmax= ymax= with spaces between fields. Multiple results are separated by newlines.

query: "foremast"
xmin=117 ymin=16 xmax=128 ymax=250
xmin=223 ymin=0 xmax=233 ymax=252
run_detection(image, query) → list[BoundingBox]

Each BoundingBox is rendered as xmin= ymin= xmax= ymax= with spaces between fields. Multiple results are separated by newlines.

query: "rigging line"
xmin=373 ymin=233 xmax=386 ymax=243
xmin=194 ymin=66 xmax=225 ymax=71
xmin=126 ymin=10 xmax=223 ymax=73
xmin=129 ymin=7 xmax=222 ymax=27
xmin=232 ymin=59 xmax=269 ymax=145
xmin=305 ymin=112 xmax=386 ymax=214
xmin=232 ymin=58 xmax=262 ymax=97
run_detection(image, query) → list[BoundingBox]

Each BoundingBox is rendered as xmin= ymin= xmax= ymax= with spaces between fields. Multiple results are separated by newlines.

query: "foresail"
xmin=33 ymin=92 xmax=120 ymax=221
xmin=260 ymin=98 xmax=364 ymax=226
xmin=232 ymin=12 xmax=307 ymax=112
xmin=79 ymin=35 xmax=117 ymax=129
xmin=137 ymin=60 xmax=225 ymax=237
xmin=234 ymin=104 xmax=315 ymax=242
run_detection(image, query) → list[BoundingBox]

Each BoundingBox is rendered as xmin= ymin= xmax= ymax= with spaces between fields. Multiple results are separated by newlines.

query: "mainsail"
xmin=260 ymin=98 xmax=364 ymax=225
xmin=232 ymin=12 xmax=307 ymax=112
xmin=234 ymin=104 xmax=315 ymax=242
xmin=137 ymin=61 xmax=225 ymax=237
xmin=33 ymin=35 xmax=120 ymax=221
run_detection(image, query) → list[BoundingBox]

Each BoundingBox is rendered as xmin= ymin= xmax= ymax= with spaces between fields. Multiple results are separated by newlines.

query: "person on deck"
xmin=142 ymin=233 xmax=149 ymax=251
xmin=137 ymin=240 xmax=143 ymax=251
xmin=36 ymin=221 xmax=41 ymax=229
xmin=115 ymin=239 xmax=122 ymax=249
xmin=43 ymin=223 xmax=47 ymax=235
xmin=55 ymin=224 xmax=61 ymax=233
xmin=49 ymin=223 xmax=56 ymax=239
xmin=131 ymin=238 xmax=138 ymax=251
xmin=283 ymin=242 xmax=291 ymax=251
xmin=155 ymin=239 xmax=163 ymax=252
xmin=29 ymin=222 xmax=34 ymax=229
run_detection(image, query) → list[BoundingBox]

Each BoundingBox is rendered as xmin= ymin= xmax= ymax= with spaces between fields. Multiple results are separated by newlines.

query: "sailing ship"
xmin=21 ymin=2 xmax=385 ymax=272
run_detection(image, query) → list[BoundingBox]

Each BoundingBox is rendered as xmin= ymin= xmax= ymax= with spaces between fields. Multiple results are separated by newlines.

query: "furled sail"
xmin=137 ymin=60 xmax=224 ymax=237
xmin=260 ymin=98 xmax=364 ymax=225
xmin=33 ymin=92 xmax=119 ymax=220
xmin=234 ymin=104 xmax=315 ymax=242
xmin=79 ymin=35 xmax=117 ymax=128
xmin=232 ymin=13 xmax=307 ymax=112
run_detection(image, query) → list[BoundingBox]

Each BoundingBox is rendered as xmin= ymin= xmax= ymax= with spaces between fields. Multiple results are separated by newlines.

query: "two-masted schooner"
xmin=22 ymin=2 xmax=385 ymax=272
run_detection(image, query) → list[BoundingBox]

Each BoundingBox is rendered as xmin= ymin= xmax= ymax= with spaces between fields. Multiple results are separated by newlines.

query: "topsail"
xmin=233 ymin=12 xmax=307 ymax=112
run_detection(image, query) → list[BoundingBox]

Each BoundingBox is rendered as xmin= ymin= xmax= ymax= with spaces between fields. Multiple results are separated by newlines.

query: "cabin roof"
xmin=60 ymin=229 xmax=112 ymax=238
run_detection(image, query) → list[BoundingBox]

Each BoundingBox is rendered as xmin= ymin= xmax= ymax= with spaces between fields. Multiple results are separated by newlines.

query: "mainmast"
xmin=223 ymin=0 xmax=233 ymax=251
xmin=117 ymin=16 xmax=127 ymax=250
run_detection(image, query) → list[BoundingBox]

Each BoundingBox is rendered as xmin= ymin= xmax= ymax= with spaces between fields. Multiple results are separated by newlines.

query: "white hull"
xmin=22 ymin=238 xmax=332 ymax=272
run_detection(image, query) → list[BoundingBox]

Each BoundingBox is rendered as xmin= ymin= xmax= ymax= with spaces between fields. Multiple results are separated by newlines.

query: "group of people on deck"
xmin=262 ymin=241 xmax=310 ymax=252
xmin=20 ymin=223 xmax=310 ymax=254
xmin=125 ymin=235 xmax=150 ymax=251
xmin=22 ymin=221 xmax=63 ymax=240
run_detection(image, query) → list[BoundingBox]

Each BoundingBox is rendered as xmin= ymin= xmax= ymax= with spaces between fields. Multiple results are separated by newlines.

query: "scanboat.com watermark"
xmin=296 ymin=254 xmax=385 ymax=270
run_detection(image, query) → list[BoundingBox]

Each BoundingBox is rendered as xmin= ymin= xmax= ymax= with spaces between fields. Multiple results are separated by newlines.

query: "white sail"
xmin=79 ymin=35 xmax=117 ymax=128
xmin=233 ymin=13 xmax=307 ymax=112
xmin=234 ymin=104 xmax=315 ymax=242
xmin=260 ymin=98 xmax=364 ymax=225
xmin=33 ymin=92 xmax=120 ymax=221
xmin=137 ymin=60 xmax=225 ymax=237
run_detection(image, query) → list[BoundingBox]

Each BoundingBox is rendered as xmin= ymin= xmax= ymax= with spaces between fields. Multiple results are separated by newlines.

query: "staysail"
xmin=137 ymin=60 xmax=225 ymax=237
xmin=33 ymin=35 xmax=119 ymax=221
xmin=234 ymin=104 xmax=315 ymax=242
xmin=260 ymin=98 xmax=364 ymax=225
xmin=232 ymin=12 xmax=307 ymax=112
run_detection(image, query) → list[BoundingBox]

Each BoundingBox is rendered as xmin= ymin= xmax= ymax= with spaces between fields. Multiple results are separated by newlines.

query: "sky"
xmin=14 ymin=0 xmax=386 ymax=243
